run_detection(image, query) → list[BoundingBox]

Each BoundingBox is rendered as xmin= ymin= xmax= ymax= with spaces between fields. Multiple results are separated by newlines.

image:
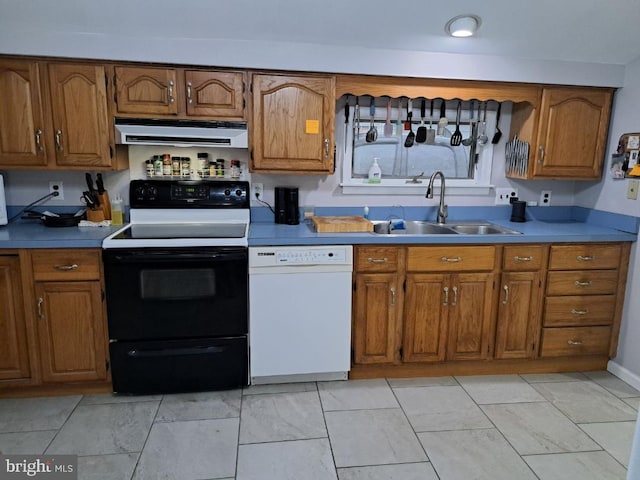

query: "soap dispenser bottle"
xmin=368 ymin=157 xmax=382 ymax=183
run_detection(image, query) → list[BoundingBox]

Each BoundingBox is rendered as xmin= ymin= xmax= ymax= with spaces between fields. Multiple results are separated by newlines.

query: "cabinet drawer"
xmin=549 ymin=244 xmax=621 ymax=270
xmin=503 ymin=245 xmax=546 ymax=271
xmin=544 ymin=295 xmax=616 ymax=326
xmin=540 ymin=326 xmax=611 ymax=357
xmin=31 ymin=250 xmax=101 ymax=281
xmin=407 ymin=246 xmax=496 ymax=272
xmin=355 ymin=247 xmax=399 ymax=272
xmin=546 ymin=270 xmax=618 ymax=295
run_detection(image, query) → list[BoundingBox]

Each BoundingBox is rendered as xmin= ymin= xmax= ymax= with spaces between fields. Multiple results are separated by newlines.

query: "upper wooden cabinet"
xmin=47 ymin=64 xmax=113 ymax=168
xmin=532 ymin=87 xmax=612 ymax=179
xmin=0 ymin=58 xmax=126 ymax=170
xmin=509 ymin=86 xmax=613 ymax=180
xmin=250 ymin=73 xmax=335 ymax=174
xmin=114 ymin=66 xmax=245 ymax=119
xmin=0 ymin=60 xmax=48 ymax=167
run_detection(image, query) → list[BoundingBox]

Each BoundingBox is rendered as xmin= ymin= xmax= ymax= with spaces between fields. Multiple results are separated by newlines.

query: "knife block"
xmin=97 ymin=191 xmax=111 ymax=220
xmin=86 ymin=208 xmax=105 ymax=222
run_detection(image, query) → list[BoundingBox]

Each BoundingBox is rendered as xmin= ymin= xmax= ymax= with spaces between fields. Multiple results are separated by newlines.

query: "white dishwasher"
xmin=249 ymin=245 xmax=353 ymax=384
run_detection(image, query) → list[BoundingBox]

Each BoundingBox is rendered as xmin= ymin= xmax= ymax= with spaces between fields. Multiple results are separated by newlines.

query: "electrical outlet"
xmin=627 ymin=180 xmax=639 ymax=200
xmin=49 ymin=181 xmax=64 ymax=200
xmin=252 ymin=183 xmax=264 ymax=200
xmin=540 ymin=190 xmax=552 ymax=207
xmin=495 ymin=188 xmax=519 ymax=205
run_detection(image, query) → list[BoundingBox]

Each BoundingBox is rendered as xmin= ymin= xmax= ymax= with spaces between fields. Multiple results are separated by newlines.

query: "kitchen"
xmin=1 ymin=1 xmax=640 ymax=479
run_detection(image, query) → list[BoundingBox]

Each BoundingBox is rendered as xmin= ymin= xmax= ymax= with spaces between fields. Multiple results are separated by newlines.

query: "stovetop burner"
xmin=113 ymin=223 xmax=247 ymax=240
xmin=102 ymin=179 xmax=251 ymax=249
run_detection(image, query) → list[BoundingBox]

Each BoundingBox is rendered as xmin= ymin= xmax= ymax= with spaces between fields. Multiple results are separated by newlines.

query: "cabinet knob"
xmin=577 ymin=255 xmax=595 ymax=262
xmin=441 ymin=256 xmax=462 ymax=263
xmin=54 ymin=264 xmax=79 ymax=271
xmin=575 ymin=280 xmax=592 ymax=287
xmin=324 ymin=138 xmax=330 ymax=159
xmin=186 ymin=81 xmax=192 ymax=104
xmin=451 ymin=286 xmax=458 ymax=306
xmin=367 ymin=257 xmax=388 ymax=264
xmin=390 ymin=287 xmax=396 ymax=306
xmin=571 ymin=308 xmax=589 ymax=315
xmin=443 ymin=286 xmax=449 ymax=306
xmin=514 ymin=256 xmax=532 ymax=262
xmin=567 ymin=339 xmax=584 ymax=346
xmin=502 ymin=285 xmax=510 ymax=304
xmin=538 ymin=145 xmax=545 ymax=163
xmin=168 ymin=80 xmax=175 ymax=104
xmin=37 ymin=297 xmax=44 ymax=320
xmin=54 ymin=129 xmax=63 ymax=151
xmin=35 ymin=129 xmax=44 ymax=152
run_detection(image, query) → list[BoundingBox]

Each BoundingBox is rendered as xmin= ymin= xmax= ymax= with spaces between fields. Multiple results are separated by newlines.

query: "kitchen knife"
xmin=96 ymin=173 xmax=105 ymax=194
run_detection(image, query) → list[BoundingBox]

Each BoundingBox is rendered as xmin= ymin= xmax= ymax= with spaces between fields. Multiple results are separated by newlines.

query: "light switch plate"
xmin=627 ymin=180 xmax=639 ymax=200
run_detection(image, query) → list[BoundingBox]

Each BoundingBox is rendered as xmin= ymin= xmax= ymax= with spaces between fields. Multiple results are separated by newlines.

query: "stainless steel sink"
xmin=373 ymin=220 xmax=457 ymax=235
xmin=448 ymin=223 xmax=522 ymax=235
xmin=372 ymin=220 xmax=521 ymax=235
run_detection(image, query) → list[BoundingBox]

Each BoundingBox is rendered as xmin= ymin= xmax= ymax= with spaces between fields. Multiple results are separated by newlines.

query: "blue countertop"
xmin=0 ymin=206 xmax=637 ymax=249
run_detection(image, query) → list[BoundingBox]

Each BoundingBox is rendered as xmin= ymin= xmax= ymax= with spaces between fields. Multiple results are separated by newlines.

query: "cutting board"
xmin=311 ymin=216 xmax=373 ymax=233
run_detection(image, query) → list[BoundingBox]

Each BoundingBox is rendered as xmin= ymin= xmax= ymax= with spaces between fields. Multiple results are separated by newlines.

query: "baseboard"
xmin=607 ymin=360 xmax=640 ymax=391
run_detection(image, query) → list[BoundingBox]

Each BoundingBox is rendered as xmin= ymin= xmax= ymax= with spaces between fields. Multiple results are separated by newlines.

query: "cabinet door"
xmin=0 ymin=59 xmax=48 ymax=167
xmin=403 ymin=274 xmax=448 ymax=362
xmin=353 ymin=273 xmax=400 ymax=364
xmin=48 ymin=64 xmax=112 ymax=167
xmin=185 ymin=70 xmax=245 ymax=118
xmin=0 ymin=256 xmax=30 ymax=381
xmin=35 ymin=281 xmax=107 ymax=383
xmin=446 ymin=273 xmax=496 ymax=361
xmin=495 ymin=271 xmax=542 ymax=359
xmin=251 ymin=74 xmax=335 ymax=173
xmin=533 ymin=87 xmax=612 ymax=179
xmin=114 ymin=66 xmax=179 ymax=115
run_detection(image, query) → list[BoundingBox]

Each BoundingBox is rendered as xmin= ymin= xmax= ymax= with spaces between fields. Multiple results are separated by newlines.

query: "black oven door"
xmin=103 ymin=247 xmax=247 ymax=340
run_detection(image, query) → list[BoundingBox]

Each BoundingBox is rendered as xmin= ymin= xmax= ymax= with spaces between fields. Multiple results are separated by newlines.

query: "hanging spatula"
xmin=426 ymin=99 xmax=436 ymax=144
xmin=415 ymin=99 xmax=427 ymax=143
xmin=384 ymin=98 xmax=393 ymax=137
xmin=492 ymin=102 xmax=503 ymax=144
xmin=437 ymin=99 xmax=448 ymax=136
xmin=404 ymin=99 xmax=415 ymax=147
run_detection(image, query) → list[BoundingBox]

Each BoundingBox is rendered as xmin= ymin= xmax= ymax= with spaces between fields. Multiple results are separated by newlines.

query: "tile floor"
xmin=0 ymin=371 xmax=638 ymax=480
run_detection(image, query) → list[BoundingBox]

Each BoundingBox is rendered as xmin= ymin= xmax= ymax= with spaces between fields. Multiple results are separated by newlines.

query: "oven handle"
xmin=127 ymin=345 xmax=227 ymax=357
xmin=109 ymin=252 xmax=247 ymax=263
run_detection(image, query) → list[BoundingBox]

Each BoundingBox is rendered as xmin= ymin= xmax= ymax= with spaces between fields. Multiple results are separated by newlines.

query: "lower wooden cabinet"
xmin=35 ymin=281 xmax=107 ymax=382
xmin=0 ymin=255 xmax=30 ymax=381
xmin=352 ymin=247 xmax=403 ymax=365
xmin=0 ymin=248 xmax=110 ymax=394
xmin=352 ymin=242 xmax=629 ymax=377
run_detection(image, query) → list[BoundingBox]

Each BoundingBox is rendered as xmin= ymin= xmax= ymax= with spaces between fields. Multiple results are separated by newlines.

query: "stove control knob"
xmin=224 ymin=189 xmax=231 ymax=196
xmin=134 ymin=186 xmax=146 ymax=197
xmin=147 ymin=186 xmax=158 ymax=198
xmin=236 ymin=189 xmax=243 ymax=197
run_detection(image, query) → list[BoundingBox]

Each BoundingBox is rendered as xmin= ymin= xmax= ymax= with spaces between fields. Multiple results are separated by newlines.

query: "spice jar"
xmin=153 ymin=155 xmax=163 ymax=176
xmin=162 ymin=153 xmax=171 ymax=176
xmin=171 ymin=156 xmax=181 ymax=176
xmin=197 ymin=152 xmax=209 ymax=178
xmin=181 ymin=157 xmax=191 ymax=177
xmin=230 ymin=159 xmax=241 ymax=178
xmin=146 ymin=159 xmax=154 ymax=177
xmin=216 ymin=158 xmax=225 ymax=177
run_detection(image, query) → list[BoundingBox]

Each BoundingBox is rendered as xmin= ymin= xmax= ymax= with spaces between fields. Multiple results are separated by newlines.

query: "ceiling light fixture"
xmin=445 ymin=15 xmax=481 ymax=38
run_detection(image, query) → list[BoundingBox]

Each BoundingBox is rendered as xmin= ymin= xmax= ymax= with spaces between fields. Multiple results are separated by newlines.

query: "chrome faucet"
xmin=426 ymin=171 xmax=448 ymax=224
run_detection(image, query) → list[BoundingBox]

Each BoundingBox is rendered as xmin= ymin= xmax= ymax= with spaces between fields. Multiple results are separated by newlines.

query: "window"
xmin=339 ymin=96 xmax=495 ymax=195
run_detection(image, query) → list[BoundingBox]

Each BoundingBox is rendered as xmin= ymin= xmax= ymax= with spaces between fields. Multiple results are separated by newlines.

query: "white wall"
xmin=575 ymin=57 xmax=640 ymax=381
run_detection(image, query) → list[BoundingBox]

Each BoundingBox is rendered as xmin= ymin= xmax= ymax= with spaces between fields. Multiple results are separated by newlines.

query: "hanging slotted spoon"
xmin=450 ymin=101 xmax=463 ymax=146
xmin=478 ymin=102 xmax=489 ymax=146
xmin=415 ymin=99 xmax=427 ymax=143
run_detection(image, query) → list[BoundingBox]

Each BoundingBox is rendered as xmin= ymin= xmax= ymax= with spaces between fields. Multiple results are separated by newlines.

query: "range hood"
xmin=114 ymin=118 xmax=248 ymax=148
